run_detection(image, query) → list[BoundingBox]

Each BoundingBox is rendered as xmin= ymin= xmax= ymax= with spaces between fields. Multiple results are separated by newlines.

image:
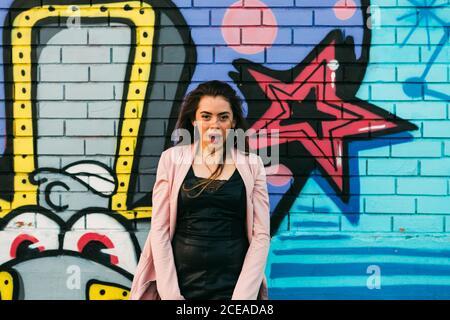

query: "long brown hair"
xmin=174 ymin=80 xmax=250 ymax=198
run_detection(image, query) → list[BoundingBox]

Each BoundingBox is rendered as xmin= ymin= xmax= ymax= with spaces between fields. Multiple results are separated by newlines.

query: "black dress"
xmin=172 ymin=165 xmax=249 ymax=300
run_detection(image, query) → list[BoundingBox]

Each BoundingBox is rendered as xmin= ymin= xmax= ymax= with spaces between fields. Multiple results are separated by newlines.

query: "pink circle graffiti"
xmin=221 ymin=0 xmax=277 ymax=54
xmin=333 ymin=0 xmax=357 ymax=20
xmin=265 ymin=164 xmax=293 ymax=187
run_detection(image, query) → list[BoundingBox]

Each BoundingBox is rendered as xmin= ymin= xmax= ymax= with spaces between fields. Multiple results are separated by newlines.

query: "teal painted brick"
xmin=425 ymin=84 xmax=450 ymax=101
xmin=357 ymin=176 xmax=396 ymax=194
xmin=375 ymin=0 xmax=400 ymax=7
xmin=365 ymin=195 xmax=416 ymax=213
xmin=341 ymin=214 xmax=392 ymax=232
xmin=421 ymin=45 xmax=449 ymax=63
xmin=393 ymin=215 xmax=444 ymax=233
xmin=289 ymin=194 xmax=314 ymax=213
xmin=417 ymin=197 xmax=450 ymax=214
xmin=391 ymin=139 xmax=441 ymax=157
xmin=355 ymin=83 xmax=370 ymax=100
xmin=445 ymin=141 xmax=450 ymax=156
xmin=397 ymin=177 xmax=447 ymax=195
xmin=445 ymin=217 xmax=450 ymax=232
xmin=395 ymin=101 xmax=447 ymax=120
xmin=417 ymin=8 xmax=449 ymax=27
xmin=370 ymin=27 xmax=396 ymax=45
xmin=397 ymin=64 xmax=447 ymax=83
xmin=313 ymin=196 xmax=343 ymax=214
xmin=367 ymin=158 xmax=418 ymax=176
xmin=287 ymin=213 xmax=340 ymax=232
xmin=396 ymin=27 xmax=447 ymax=45
xmin=370 ymin=45 xmax=420 ymax=63
xmin=371 ymin=83 xmax=423 ymax=101
xmin=423 ymin=121 xmax=450 ymax=138
xmin=420 ymin=159 xmax=450 ymax=176
xmin=362 ymin=64 xmax=396 ymax=82
xmin=379 ymin=8 xmax=418 ymax=26
xmin=358 ymin=143 xmax=390 ymax=157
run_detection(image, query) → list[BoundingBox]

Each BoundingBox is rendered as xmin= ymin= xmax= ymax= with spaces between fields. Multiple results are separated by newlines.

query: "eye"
xmin=77 ymin=232 xmax=118 ymax=265
xmin=201 ymin=115 xmax=210 ymax=119
xmin=64 ymin=213 xmax=139 ymax=274
xmin=10 ymin=234 xmax=45 ymax=259
xmin=0 ymin=212 xmax=60 ymax=264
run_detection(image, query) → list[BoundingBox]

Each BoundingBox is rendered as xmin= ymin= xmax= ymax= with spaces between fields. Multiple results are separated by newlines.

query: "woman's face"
xmin=192 ymin=95 xmax=236 ymax=150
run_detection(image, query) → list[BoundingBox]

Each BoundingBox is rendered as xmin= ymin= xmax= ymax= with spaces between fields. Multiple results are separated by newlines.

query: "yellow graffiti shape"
xmin=87 ymin=282 xmax=130 ymax=300
xmin=0 ymin=271 xmax=15 ymax=300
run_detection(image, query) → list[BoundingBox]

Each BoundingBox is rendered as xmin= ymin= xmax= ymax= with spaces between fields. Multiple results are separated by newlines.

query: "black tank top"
xmin=172 ymin=165 xmax=249 ymax=300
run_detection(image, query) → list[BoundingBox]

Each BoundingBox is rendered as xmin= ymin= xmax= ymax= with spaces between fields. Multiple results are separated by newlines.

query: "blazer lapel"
xmin=168 ymin=141 xmax=255 ymax=240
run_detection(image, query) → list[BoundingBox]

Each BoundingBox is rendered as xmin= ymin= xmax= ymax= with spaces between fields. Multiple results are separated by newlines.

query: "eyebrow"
xmin=199 ymin=111 xmax=231 ymax=115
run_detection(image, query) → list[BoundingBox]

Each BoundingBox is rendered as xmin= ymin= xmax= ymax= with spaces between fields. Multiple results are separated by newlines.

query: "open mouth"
xmin=208 ymin=133 xmax=221 ymax=144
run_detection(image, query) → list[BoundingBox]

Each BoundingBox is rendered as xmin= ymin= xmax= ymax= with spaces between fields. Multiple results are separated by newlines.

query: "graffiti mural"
xmin=0 ymin=0 xmax=448 ymax=299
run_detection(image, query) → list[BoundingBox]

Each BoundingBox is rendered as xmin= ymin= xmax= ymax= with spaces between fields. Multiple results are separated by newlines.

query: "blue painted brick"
xmin=293 ymin=27 xmax=334 ymax=44
xmin=423 ymin=121 xmax=450 ymax=138
xmin=180 ymin=9 xmax=210 ymax=26
xmin=266 ymin=45 xmax=315 ymax=63
xmin=418 ymin=197 xmax=450 ymax=214
xmin=341 ymin=214 xmax=392 ymax=232
xmin=393 ymin=215 xmax=444 ymax=233
xmin=295 ymin=0 xmax=337 ymax=7
xmin=367 ymin=158 xmax=419 ymax=176
xmin=243 ymin=27 xmax=292 ymax=45
xmin=391 ymin=139 xmax=441 ymax=157
xmin=365 ymin=195 xmax=416 ymax=214
xmin=214 ymin=45 xmax=265 ymax=63
xmin=397 ymin=177 xmax=447 ymax=195
xmin=191 ymin=27 xmax=226 ymax=45
xmin=196 ymin=46 xmax=214 ymax=63
xmin=420 ymin=159 xmax=450 ymax=176
xmin=269 ymin=9 xmax=313 ymax=26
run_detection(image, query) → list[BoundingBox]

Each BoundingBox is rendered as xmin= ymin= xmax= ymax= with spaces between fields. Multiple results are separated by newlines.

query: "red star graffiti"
xmin=245 ymin=40 xmax=413 ymax=193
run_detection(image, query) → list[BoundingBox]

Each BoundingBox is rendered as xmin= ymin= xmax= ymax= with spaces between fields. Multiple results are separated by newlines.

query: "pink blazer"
xmin=129 ymin=141 xmax=270 ymax=300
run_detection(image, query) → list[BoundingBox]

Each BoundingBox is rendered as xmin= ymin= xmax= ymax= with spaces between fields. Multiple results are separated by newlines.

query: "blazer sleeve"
xmin=149 ymin=150 xmax=185 ymax=300
xmin=232 ymin=155 xmax=270 ymax=300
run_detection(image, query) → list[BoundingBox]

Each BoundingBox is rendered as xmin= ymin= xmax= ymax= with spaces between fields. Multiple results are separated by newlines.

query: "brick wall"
xmin=0 ymin=0 xmax=448 ymax=299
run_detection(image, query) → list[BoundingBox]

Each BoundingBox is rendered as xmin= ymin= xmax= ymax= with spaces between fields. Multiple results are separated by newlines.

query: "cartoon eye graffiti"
xmin=63 ymin=212 xmax=139 ymax=274
xmin=77 ymin=232 xmax=119 ymax=266
xmin=10 ymin=234 xmax=45 ymax=259
xmin=0 ymin=211 xmax=60 ymax=264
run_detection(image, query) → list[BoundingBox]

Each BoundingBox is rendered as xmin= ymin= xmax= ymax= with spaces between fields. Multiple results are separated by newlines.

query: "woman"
xmin=130 ymin=80 xmax=270 ymax=300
